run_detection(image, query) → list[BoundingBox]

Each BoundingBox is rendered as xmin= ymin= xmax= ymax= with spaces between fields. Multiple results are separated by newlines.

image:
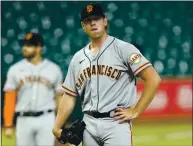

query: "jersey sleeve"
xmin=3 ymin=67 xmax=17 ymax=91
xmin=62 ymin=57 xmax=78 ymax=97
xmin=120 ymin=43 xmax=152 ymax=76
xmin=54 ymin=66 xmax=64 ymax=93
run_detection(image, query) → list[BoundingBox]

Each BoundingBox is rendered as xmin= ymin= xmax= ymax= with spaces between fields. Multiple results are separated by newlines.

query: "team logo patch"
xmin=25 ymin=33 xmax=32 ymax=40
xmin=87 ymin=5 xmax=93 ymax=13
xmin=129 ymin=53 xmax=142 ymax=65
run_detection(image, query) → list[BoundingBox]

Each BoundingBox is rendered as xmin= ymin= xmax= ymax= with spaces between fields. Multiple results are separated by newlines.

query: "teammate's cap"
xmin=80 ymin=3 xmax=105 ymax=21
xmin=22 ymin=32 xmax=44 ymax=47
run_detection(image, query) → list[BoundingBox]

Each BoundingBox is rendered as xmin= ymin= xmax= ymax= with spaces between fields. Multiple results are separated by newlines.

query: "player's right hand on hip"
xmin=4 ymin=127 xmax=14 ymax=138
xmin=52 ymin=128 xmax=62 ymax=138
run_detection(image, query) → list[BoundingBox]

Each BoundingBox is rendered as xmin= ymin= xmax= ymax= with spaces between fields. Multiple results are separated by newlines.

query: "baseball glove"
xmin=57 ymin=119 xmax=86 ymax=146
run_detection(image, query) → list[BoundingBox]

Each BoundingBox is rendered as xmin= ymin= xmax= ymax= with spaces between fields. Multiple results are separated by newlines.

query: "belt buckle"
xmin=41 ymin=110 xmax=50 ymax=115
xmin=44 ymin=110 xmax=49 ymax=114
xmin=110 ymin=111 xmax=115 ymax=117
xmin=20 ymin=112 xmax=24 ymax=116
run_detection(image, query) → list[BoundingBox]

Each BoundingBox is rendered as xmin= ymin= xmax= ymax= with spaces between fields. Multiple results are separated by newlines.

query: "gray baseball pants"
xmin=82 ymin=113 xmax=132 ymax=146
xmin=16 ymin=112 xmax=55 ymax=146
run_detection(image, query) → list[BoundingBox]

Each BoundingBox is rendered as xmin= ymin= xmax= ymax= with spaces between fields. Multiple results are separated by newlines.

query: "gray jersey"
xmin=4 ymin=58 xmax=63 ymax=112
xmin=62 ymin=35 xmax=151 ymax=113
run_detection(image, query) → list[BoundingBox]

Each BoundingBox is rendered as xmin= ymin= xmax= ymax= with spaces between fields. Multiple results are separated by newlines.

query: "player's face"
xmin=22 ymin=45 xmax=37 ymax=59
xmin=82 ymin=16 xmax=107 ymax=39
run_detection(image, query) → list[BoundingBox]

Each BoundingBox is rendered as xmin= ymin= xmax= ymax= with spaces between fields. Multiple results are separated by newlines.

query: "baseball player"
xmin=53 ymin=3 xmax=161 ymax=146
xmin=3 ymin=32 xmax=63 ymax=146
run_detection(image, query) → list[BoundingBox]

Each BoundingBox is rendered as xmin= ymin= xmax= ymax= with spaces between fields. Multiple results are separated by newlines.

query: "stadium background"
xmin=1 ymin=1 xmax=192 ymax=146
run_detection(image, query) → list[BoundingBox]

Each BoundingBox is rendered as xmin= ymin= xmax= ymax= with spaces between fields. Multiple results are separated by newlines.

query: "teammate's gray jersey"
xmin=62 ymin=35 xmax=151 ymax=113
xmin=4 ymin=59 xmax=63 ymax=112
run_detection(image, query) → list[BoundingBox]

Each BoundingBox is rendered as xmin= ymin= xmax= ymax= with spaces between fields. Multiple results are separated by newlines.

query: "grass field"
xmin=1 ymin=120 xmax=192 ymax=146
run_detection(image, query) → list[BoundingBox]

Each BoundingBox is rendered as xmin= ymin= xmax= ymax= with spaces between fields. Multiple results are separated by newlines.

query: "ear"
xmin=37 ymin=46 xmax=42 ymax=53
xmin=104 ymin=17 xmax=108 ymax=27
xmin=81 ymin=22 xmax=85 ymax=30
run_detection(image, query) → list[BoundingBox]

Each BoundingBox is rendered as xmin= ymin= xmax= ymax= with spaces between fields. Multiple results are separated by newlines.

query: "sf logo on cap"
xmin=25 ymin=33 xmax=32 ymax=40
xmin=87 ymin=5 xmax=93 ymax=13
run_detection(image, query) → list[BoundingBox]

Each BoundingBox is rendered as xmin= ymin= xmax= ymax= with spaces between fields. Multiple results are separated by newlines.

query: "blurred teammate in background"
xmin=3 ymin=32 xmax=63 ymax=146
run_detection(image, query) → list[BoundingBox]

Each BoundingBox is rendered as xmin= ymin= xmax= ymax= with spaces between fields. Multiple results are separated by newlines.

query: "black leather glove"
xmin=57 ymin=119 xmax=86 ymax=146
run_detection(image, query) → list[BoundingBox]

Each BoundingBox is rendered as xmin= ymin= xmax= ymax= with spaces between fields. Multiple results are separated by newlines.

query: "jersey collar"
xmin=84 ymin=35 xmax=115 ymax=57
xmin=24 ymin=58 xmax=48 ymax=69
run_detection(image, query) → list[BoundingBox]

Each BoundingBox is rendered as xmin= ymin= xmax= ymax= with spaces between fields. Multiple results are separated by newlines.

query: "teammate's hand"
xmin=4 ymin=127 xmax=14 ymax=138
xmin=113 ymin=107 xmax=139 ymax=123
xmin=52 ymin=128 xmax=62 ymax=138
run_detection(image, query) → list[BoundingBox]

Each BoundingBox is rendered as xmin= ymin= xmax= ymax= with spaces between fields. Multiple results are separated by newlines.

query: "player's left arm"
xmin=114 ymin=66 xmax=161 ymax=123
xmin=133 ymin=66 xmax=161 ymax=116
xmin=113 ymin=43 xmax=161 ymax=123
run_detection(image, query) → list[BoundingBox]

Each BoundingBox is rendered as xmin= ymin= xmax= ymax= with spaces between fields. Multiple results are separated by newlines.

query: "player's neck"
xmin=27 ymin=55 xmax=43 ymax=65
xmin=90 ymin=32 xmax=108 ymax=51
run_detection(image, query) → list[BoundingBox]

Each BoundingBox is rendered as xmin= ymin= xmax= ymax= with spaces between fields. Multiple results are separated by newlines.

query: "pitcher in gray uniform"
xmin=3 ymin=32 xmax=63 ymax=146
xmin=53 ymin=3 xmax=161 ymax=146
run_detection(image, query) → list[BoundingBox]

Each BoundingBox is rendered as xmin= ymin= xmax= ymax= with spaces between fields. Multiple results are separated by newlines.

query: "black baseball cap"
xmin=80 ymin=3 xmax=105 ymax=21
xmin=22 ymin=32 xmax=44 ymax=47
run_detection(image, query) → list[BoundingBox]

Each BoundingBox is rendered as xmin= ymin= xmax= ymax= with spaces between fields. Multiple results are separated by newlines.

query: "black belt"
xmin=16 ymin=109 xmax=54 ymax=117
xmin=84 ymin=111 xmax=111 ymax=118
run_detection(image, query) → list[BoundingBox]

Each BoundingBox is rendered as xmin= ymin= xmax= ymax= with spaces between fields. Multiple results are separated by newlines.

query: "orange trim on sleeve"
xmin=62 ymin=85 xmax=77 ymax=95
xmin=134 ymin=62 xmax=151 ymax=75
xmin=3 ymin=91 xmax=17 ymax=127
